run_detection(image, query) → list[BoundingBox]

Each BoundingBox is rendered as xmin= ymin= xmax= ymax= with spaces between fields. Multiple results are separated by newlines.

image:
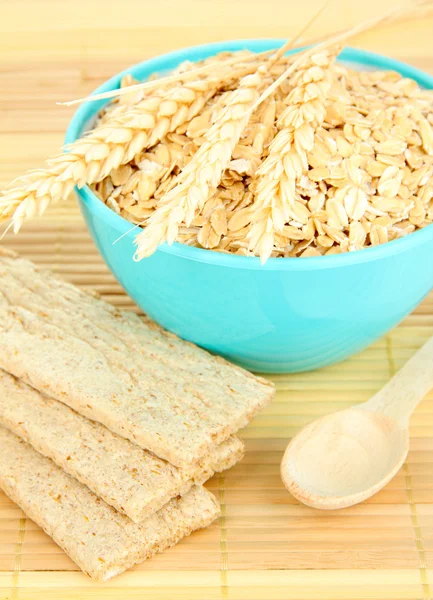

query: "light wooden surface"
xmin=1 ymin=1 xmax=433 ymax=599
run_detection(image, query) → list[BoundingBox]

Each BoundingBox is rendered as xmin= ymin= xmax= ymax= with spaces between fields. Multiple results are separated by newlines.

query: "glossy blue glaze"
xmin=66 ymin=41 xmax=433 ymax=372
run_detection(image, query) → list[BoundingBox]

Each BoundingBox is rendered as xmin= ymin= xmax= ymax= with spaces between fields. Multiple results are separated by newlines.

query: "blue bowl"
xmin=66 ymin=41 xmax=433 ymax=373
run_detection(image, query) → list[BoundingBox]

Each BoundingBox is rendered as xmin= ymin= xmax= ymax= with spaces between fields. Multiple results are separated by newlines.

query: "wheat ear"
xmin=132 ymin=0 xmax=332 ymax=260
xmin=133 ymin=68 xmax=267 ymax=259
xmin=244 ymin=1 xmax=430 ymax=263
xmin=248 ymin=47 xmax=339 ymax=263
xmin=0 ymin=80 xmax=224 ymax=233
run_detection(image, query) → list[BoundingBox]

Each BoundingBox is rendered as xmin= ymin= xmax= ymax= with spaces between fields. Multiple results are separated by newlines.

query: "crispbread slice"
xmin=0 ymin=250 xmax=275 ymax=467
xmin=0 ymin=369 xmax=243 ymax=522
xmin=0 ymin=426 xmax=220 ymax=581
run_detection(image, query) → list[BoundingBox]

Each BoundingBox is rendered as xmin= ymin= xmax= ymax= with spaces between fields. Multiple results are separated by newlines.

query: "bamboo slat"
xmin=2 ymin=0 xmax=433 ymax=598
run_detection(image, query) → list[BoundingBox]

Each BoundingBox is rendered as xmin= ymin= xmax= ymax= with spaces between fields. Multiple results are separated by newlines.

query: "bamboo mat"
xmin=1 ymin=210 xmax=433 ymax=600
xmin=2 ymin=0 xmax=433 ymax=598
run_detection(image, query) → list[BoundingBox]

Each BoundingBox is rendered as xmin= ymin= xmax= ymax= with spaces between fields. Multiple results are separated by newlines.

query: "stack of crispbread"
xmin=0 ymin=248 xmax=275 ymax=581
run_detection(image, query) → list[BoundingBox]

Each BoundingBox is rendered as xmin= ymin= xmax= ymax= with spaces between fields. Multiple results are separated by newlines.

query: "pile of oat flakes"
xmin=91 ymin=50 xmax=433 ymax=261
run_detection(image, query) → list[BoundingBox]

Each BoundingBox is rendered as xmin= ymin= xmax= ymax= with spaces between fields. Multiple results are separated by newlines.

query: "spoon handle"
xmin=364 ymin=336 xmax=433 ymax=423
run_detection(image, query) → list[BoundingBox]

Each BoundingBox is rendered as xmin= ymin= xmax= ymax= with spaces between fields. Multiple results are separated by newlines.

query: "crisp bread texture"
xmin=0 ymin=426 xmax=220 ymax=581
xmin=0 ymin=369 xmax=243 ymax=522
xmin=0 ymin=250 xmax=275 ymax=467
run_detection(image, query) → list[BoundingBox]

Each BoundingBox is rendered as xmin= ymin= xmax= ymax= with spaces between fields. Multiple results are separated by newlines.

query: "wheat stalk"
xmin=241 ymin=1 xmax=432 ymax=262
xmin=247 ymin=0 xmax=432 ymax=120
xmin=248 ymin=47 xmax=340 ymax=263
xmin=58 ymin=0 xmax=428 ymax=107
xmin=58 ymin=0 xmax=330 ymax=111
xmin=59 ymin=51 xmax=274 ymax=107
xmin=132 ymin=1 xmax=332 ymax=260
xmin=0 ymin=79 xmax=227 ymax=233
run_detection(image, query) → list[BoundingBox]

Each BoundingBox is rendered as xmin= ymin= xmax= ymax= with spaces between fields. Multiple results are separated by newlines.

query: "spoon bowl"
xmin=281 ymin=407 xmax=408 ymax=510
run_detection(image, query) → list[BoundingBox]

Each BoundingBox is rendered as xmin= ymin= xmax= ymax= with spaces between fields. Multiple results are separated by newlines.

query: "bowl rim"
xmin=66 ymin=40 xmax=433 ymax=271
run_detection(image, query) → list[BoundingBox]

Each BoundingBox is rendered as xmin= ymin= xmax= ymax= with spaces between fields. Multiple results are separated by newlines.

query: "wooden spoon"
xmin=281 ymin=337 xmax=433 ymax=510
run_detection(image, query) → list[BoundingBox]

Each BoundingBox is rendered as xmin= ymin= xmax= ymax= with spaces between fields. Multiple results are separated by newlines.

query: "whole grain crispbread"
xmin=0 ymin=369 xmax=243 ymax=522
xmin=0 ymin=250 xmax=275 ymax=467
xmin=0 ymin=426 xmax=220 ymax=581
